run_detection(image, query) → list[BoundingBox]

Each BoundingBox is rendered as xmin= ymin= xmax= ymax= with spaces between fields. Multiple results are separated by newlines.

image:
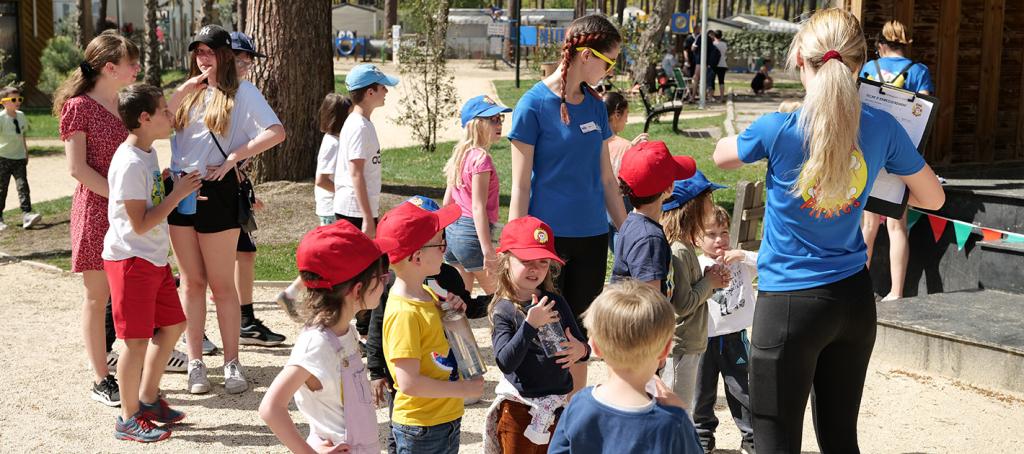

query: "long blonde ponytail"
xmin=786 ymin=8 xmax=866 ymax=211
xmin=444 ymin=118 xmax=494 ymax=189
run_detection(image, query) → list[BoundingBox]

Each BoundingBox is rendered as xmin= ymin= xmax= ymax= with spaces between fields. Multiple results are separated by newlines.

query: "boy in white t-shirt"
xmin=693 ymin=205 xmax=756 ymax=453
xmin=103 ymin=84 xmax=202 ymax=443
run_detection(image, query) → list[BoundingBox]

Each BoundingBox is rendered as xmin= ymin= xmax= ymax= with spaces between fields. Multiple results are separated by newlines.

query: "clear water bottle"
xmin=439 ymin=302 xmax=487 ymax=379
xmin=535 ymin=319 xmax=569 ymax=358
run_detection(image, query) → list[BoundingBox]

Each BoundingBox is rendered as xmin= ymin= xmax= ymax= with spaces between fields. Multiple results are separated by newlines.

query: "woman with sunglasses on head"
xmin=167 ymin=24 xmax=285 ymax=395
xmin=508 ymin=14 xmax=627 ymax=394
xmin=442 ymin=95 xmax=512 ymax=301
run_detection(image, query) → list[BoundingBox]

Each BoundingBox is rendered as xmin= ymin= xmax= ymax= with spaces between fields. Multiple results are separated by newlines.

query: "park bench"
xmin=635 ymin=82 xmax=683 ymax=134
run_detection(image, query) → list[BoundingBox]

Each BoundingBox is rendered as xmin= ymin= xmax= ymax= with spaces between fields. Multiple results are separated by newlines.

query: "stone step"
xmin=978 ymin=240 xmax=1024 ymax=294
xmin=873 ymin=289 xmax=1024 ymax=393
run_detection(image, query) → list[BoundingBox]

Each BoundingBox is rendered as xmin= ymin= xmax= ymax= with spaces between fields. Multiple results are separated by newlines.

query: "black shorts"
xmin=167 ymin=169 xmax=241 ymax=234
xmin=237 ymin=230 xmax=256 ymax=252
xmin=715 ymin=67 xmax=727 ymax=86
xmin=334 ymin=214 xmax=378 ymax=230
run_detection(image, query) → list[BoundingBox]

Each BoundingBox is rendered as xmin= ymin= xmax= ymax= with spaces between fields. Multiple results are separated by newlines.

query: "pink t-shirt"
xmin=451 ymin=147 xmax=499 ymax=223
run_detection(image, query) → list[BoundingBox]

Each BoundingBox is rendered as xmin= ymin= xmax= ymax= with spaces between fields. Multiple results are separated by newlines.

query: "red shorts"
xmin=104 ymin=257 xmax=187 ymax=339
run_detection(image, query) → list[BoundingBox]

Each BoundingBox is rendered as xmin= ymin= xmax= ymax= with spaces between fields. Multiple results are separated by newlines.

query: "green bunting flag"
xmin=907 ymin=210 xmax=923 ymax=230
xmin=1007 ymin=233 xmax=1024 ymax=243
xmin=952 ymin=222 xmax=973 ymax=251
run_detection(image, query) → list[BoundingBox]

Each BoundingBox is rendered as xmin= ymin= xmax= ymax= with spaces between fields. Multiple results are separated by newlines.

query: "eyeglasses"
xmin=576 ymin=47 xmax=617 ymax=75
xmin=421 ymin=240 xmax=447 ymax=252
xmin=2 ymin=96 xmax=24 ymax=103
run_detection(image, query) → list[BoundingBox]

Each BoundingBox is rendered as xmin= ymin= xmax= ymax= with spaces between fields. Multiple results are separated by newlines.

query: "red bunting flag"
xmin=982 ymin=229 xmax=1002 ymax=242
xmin=928 ymin=215 xmax=947 ymax=243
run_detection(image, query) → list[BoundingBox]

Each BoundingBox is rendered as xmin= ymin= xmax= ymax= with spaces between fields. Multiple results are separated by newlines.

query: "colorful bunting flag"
xmin=927 ymin=214 xmax=947 ymax=243
xmin=1007 ymin=233 xmax=1024 ymax=243
xmin=982 ymin=229 xmax=1002 ymax=242
xmin=952 ymin=222 xmax=973 ymax=251
xmin=907 ymin=210 xmax=922 ymax=230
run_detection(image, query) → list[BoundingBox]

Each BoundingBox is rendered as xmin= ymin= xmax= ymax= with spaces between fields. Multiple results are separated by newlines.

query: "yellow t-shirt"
xmin=383 ymin=286 xmax=464 ymax=426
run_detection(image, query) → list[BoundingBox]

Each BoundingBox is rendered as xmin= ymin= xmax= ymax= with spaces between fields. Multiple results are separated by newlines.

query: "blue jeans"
xmin=391 ymin=418 xmax=461 ymax=454
xmin=444 ymin=216 xmax=492 ymax=272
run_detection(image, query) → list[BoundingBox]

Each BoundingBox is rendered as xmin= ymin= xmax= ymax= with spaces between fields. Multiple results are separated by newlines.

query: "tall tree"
xmin=246 ymin=0 xmax=333 ymax=182
xmin=196 ymin=0 xmax=218 ymax=33
xmin=236 ymin=0 xmax=248 ymax=31
xmin=78 ymin=0 xmax=94 ymax=48
xmin=574 ymin=0 xmax=587 ymax=18
xmin=385 ymin=0 xmax=398 ymax=43
xmin=96 ymin=0 xmax=108 ymax=32
xmin=616 ymin=0 xmax=627 ymax=24
xmin=143 ymin=0 xmax=161 ymax=87
xmin=630 ymin=0 xmax=673 ymax=87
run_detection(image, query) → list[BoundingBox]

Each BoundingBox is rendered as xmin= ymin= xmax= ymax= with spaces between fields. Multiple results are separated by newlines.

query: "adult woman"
xmin=56 ymin=31 xmax=141 ymax=407
xmin=860 ymin=19 xmax=934 ymax=301
xmin=713 ymin=9 xmax=944 ymax=451
xmin=168 ymin=24 xmax=285 ymax=395
xmin=508 ymin=14 xmax=627 ymax=392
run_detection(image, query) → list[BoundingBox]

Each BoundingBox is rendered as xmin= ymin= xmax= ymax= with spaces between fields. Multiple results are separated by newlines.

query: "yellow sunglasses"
xmin=1 ymin=96 xmax=24 ymax=103
xmin=576 ymin=47 xmax=616 ymax=74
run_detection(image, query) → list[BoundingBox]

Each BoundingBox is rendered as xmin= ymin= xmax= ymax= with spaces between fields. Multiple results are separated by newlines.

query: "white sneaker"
xmin=0 ymin=221 xmax=7 ymax=231
xmin=276 ymin=290 xmax=301 ymax=322
xmin=182 ymin=333 xmax=219 ymax=355
xmin=106 ymin=350 xmax=119 ymax=374
xmin=22 ymin=212 xmax=41 ymax=229
xmin=223 ymin=359 xmax=248 ymax=394
xmin=165 ymin=349 xmax=188 ymax=373
xmin=187 ymin=359 xmax=211 ymax=394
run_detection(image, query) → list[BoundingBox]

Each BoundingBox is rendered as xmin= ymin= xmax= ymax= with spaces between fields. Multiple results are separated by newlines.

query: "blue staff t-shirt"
xmin=508 ymin=82 xmax=613 ymax=237
xmin=737 ymin=105 xmax=926 ymax=291
xmin=862 ymin=57 xmax=933 ymax=94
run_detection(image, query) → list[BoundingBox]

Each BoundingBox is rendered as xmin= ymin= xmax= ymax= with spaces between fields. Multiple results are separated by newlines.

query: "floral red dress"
xmin=59 ymin=95 xmax=129 ymax=273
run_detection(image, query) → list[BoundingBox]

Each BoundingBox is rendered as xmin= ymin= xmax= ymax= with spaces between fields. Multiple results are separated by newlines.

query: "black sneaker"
xmin=92 ymin=374 xmax=121 ymax=407
xmin=740 ymin=439 xmax=755 ymax=454
xmin=239 ymin=318 xmax=286 ymax=346
xmin=699 ymin=437 xmax=716 ymax=454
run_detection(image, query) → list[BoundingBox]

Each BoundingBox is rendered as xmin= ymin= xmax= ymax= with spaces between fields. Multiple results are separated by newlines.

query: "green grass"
xmin=23 ymin=108 xmax=58 ymax=138
xmin=335 ymin=74 xmax=348 ymax=94
xmin=28 ymin=146 xmax=63 ymax=157
xmin=2 ymin=195 xmax=71 ymax=219
xmin=254 ymin=242 xmax=299 ymax=281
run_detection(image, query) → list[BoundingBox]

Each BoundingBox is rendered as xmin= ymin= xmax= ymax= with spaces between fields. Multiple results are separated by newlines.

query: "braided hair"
xmin=557 ymin=15 xmax=622 ymax=125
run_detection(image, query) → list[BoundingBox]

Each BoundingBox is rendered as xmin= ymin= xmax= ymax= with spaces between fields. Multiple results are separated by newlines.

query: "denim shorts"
xmin=392 ymin=418 xmax=461 ymax=454
xmin=444 ymin=216 xmax=493 ymax=272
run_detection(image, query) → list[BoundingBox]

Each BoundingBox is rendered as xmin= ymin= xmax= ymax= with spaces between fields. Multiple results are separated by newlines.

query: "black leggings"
xmin=749 ymin=268 xmax=875 ymax=453
xmin=553 ymin=234 xmax=609 ymax=334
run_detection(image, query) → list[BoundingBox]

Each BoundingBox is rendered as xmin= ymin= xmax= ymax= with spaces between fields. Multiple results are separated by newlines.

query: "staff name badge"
xmin=580 ymin=121 xmax=600 ymax=134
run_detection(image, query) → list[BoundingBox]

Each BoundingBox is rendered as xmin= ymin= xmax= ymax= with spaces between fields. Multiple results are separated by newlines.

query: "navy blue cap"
xmin=346 ymin=64 xmax=399 ymax=91
xmin=662 ymin=170 xmax=726 ymax=211
xmin=230 ymin=31 xmax=267 ymax=58
xmin=406 ymin=195 xmax=440 ymax=212
xmin=460 ymin=95 xmax=512 ymax=127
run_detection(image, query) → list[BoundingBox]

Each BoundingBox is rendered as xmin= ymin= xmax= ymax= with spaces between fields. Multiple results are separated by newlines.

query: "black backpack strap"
xmin=892 ymin=61 xmax=918 ymax=85
xmin=210 ymin=131 xmax=246 ymax=181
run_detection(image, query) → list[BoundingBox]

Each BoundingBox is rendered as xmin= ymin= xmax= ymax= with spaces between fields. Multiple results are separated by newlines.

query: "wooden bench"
xmin=635 ymin=83 xmax=683 ymax=134
xmin=730 ymin=180 xmax=765 ymax=251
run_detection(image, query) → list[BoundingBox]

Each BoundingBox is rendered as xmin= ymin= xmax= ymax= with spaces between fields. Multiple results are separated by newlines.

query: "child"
xmin=777 ymin=98 xmax=802 ymax=113
xmin=378 ymin=201 xmax=485 ymax=453
xmin=276 ymin=92 xmax=354 ymax=321
xmin=483 ymin=216 xmax=590 ymax=454
xmin=259 ymin=220 xmax=398 ymax=453
xmin=659 ymin=171 xmax=731 ymax=413
xmin=0 ymin=86 xmax=41 ymax=230
xmin=104 ymin=83 xmax=201 ymax=442
xmin=602 ymin=91 xmax=647 ymax=250
xmin=750 ymin=64 xmax=774 ymax=95
xmin=612 ymin=140 xmax=696 ymax=294
xmin=693 ymin=205 xmax=757 ymax=453
xmin=441 ymin=95 xmax=512 ymax=296
xmin=548 ymin=280 xmax=702 ymax=453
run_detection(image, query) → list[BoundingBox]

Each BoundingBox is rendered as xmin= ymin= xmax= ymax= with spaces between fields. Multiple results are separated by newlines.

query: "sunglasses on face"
xmin=576 ymin=47 xmax=617 ymax=74
xmin=2 ymin=96 xmax=24 ymax=103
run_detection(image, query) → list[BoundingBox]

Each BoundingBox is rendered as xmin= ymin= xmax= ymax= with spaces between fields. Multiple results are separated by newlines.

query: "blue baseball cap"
xmin=662 ymin=170 xmax=726 ymax=211
xmin=460 ymin=95 xmax=512 ymax=127
xmin=346 ymin=64 xmax=399 ymax=91
xmin=406 ymin=195 xmax=440 ymax=212
xmin=230 ymin=31 xmax=267 ymax=58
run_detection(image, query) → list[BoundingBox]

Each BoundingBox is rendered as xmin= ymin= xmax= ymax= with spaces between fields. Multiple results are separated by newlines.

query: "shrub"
xmin=38 ymin=36 xmax=84 ymax=95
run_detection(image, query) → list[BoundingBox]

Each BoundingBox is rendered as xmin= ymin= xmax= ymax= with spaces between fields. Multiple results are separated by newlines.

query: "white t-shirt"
xmin=714 ymin=41 xmax=729 ymax=68
xmin=102 ymin=143 xmax=170 ymax=266
xmin=698 ymin=250 xmax=757 ymax=336
xmin=315 ymin=134 xmax=339 ymax=217
xmin=170 ymin=81 xmax=281 ymax=175
xmin=333 ymin=112 xmax=381 ymax=218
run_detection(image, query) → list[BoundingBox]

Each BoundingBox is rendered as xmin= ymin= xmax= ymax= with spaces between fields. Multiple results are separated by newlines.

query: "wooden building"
xmin=0 ymin=0 xmax=54 ymax=106
xmin=836 ymin=0 xmax=1024 ymax=168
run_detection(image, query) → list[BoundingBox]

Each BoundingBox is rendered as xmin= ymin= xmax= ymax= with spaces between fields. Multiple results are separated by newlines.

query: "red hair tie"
xmin=822 ymin=50 xmax=843 ymax=64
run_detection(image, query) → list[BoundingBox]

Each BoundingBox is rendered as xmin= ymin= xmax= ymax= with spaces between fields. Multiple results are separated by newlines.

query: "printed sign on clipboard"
xmin=858 ymin=78 xmax=939 ymax=218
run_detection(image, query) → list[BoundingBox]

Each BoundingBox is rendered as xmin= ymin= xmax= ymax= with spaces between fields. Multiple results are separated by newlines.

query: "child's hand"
xmin=169 ymin=171 xmax=202 ymax=202
xmin=313 ymin=439 xmax=351 ymax=453
xmin=718 ymin=249 xmax=745 ymax=265
xmin=525 ymin=295 xmax=559 ymax=329
xmin=483 ymin=250 xmax=499 ymax=274
xmin=555 ymin=327 xmax=587 ymax=369
xmin=443 ymin=293 xmax=467 ymax=313
xmin=461 ymin=376 xmax=485 ymax=399
xmin=704 ymin=264 xmax=731 ymax=289
xmin=631 ymin=133 xmax=649 ymax=145
xmin=652 ymin=376 xmax=686 ymax=410
xmin=370 ymin=378 xmax=391 ymax=408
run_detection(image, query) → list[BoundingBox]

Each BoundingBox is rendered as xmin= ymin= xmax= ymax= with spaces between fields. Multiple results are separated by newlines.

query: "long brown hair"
xmin=52 ymin=31 xmax=140 ymax=117
xmin=173 ymin=46 xmax=239 ymax=136
xmin=319 ymin=93 xmax=353 ymax=136
xmin=300 ymin=255 xmax=389 ymax=330
xmin=557 ymin=14 xmax=621 ymax=125
xmin=487 ymin=252 xmax=561 ymax=325
xmin=662 ymin=189 xmax=713 ymax=246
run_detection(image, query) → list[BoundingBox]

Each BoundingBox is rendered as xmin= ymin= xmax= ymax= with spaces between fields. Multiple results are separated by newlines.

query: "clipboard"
xmin=858 ymin=77 xmax=939 ymax=218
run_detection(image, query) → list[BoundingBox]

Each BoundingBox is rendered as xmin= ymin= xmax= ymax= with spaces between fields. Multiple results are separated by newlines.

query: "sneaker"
xmin=165 ymin=349 xmax=188 ymax=373
xmin=740 ymin=439 xmax=755 ymax=454
xmin=240 ymin=318 xmax=286 ymax=346
xmin=139 ymin=397 xmax=186 ymax=424
xmin=223 ymin=359 xmax=248 ymax=394
xmin=106 ymin=350 xmax=119 ymax=374
xmin=187 ymin=359 xmax=211 ymax=394
xmin=22 ymin=212 xmax=41 ymax=229
xmin=699 ymin=437 xmax=716 ymax=454
xmin=0 ymin=220 xmax=7 ymax=231
xmin=183 ymin=334 xmax=219 ymax=355
xmin=114 ymin=412 xmax=171 ymax=443
xmin=276 ymin=290 xmax=301 ymax=322
xmin=92 ymin=374 xmax=121 ymax=407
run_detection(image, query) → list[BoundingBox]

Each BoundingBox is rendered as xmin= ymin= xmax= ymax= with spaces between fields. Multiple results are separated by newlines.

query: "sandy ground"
xmin=1 ymin=261 xmax=1023 ymax=453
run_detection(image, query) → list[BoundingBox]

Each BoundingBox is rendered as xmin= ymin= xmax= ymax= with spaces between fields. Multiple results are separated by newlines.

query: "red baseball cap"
xmin=618 ymin=141 xmax=697 ymax=198
xmin=296 ymin=221 xmax=399 ymax=289
xmin=377 ymin=201 xmax=461 ymax=262
xmin=497 ymin=216 xmax=565 ymax=265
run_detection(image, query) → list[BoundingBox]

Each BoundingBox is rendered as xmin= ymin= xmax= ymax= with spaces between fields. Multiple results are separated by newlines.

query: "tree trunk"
xmin=236 ymin=0 xmax=248 ymax=31
xmin=96 ymin=0 xmax=108 ymax=32
xmin=246 ymin=0 xmax=333 ymax=182
xmin=78 ymin=0 xmax=94 ymax=48
xmin=782 ymin=0 xmax=791 ymax=20
xmin=385 ymin=0 xmax=398 ymax=41
xmin=196 ymin=0 xmax=217 ymax=33
xmin=574 ymin=0 xmax=587 ymax=18
xmin=630 ymin=0 xmax=673 ymax=87
xmin=804 ymin=0 xmax=815 ymax=15
xmin=616 ymin=0 xmax=627 ymax=24
xmin=144 ymin=0 xmax=162 ymax=87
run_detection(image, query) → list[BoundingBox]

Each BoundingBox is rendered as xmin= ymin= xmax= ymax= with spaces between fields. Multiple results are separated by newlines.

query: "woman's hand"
xmin=207 ymin=153 xmax=240 ymax=182
xmin=525 ymin=295 xmax=559 ymax=329
xmin=178 ymin=66 xmax=212 ymax=95
xmin=555 ymin=327 xmax=587 ymax=369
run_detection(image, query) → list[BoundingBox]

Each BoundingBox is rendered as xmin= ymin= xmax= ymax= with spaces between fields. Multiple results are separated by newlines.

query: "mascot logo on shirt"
xmin=533 ymin=228 xmax=549 ymax=244
xmin=799 ymin=150 xmax=868 ymax=219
